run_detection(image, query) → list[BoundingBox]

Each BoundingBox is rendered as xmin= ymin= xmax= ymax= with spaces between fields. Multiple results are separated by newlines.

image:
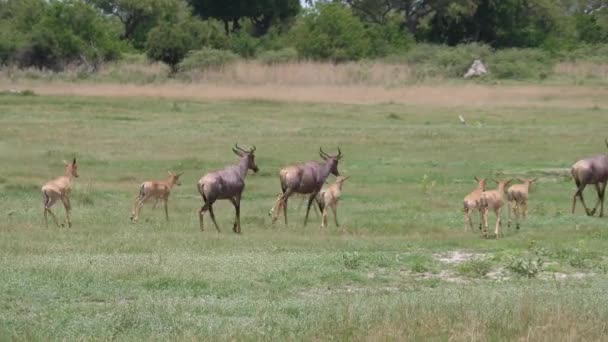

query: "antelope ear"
xmin=177 ymin=172 xmax=184 ymax=177
xmin=168 ymin=171 xmax=174 ymax=176
xmin=474 ymin=176 xmax=479 ymax=182
xmin=73 ymin=157 xmax=77 ymax=164
xmin=492 ymin=178 xmax=499 ymax=184
xmin=63 ymin=160 xmax=69 ymax=166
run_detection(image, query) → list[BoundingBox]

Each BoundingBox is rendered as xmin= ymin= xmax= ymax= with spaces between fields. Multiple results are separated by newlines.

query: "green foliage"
xmin=1 ymin=0 xmax=125 ymax=69
xmin=87 ymin=0 xmax=185 ymax=50
xmin=457 ymin=259 xmax=492 ymax=277
xmin=342 ymin=252 xmax=362 ymax=270
xmin=146 ymin=22 xmax=198 ymax=71
xmin=257 ymin=47 xmax=298 ymax=64
xmin=293 ymin=3 xmax=371 ymax=62
xmin=177 ymin=47 xmax=238 ymax=72
xmin=366 ymin=15 xmax=414 ymax=57
xmin=189 ymin=0 xmax=300 ymax=36
xmin=230 ymin=32 xmax=260 ymax=58
xmin=487 ymin=48 xmax=553 ymax=80
xmin=506 ymin=256 xmax=544 ymax=278
xmin=401 ymin=43 xmax=492 ymax=78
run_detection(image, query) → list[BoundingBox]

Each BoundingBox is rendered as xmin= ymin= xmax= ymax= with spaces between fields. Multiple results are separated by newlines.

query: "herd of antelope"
xmin=41 ymin=145 xmax=347 ymax=232
xmin=41 ymin=139 xmax=608 ymax=238
xmin=462 ymin=138 xmax=608 ymax=238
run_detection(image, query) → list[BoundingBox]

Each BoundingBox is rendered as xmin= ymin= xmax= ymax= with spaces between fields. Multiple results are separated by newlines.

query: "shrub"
xmin=177 ymin=48 xmax=238 ymax=72
xmin=230 ymin=32 xmax=259 ymax=58
xmin=257 ymin=47 xmax=298 ymax=64
xmin=487 ymin=48 xmax=553 ymax=80
xmin=293 ymin=3 xmax=370 ymax=62
xmin=401 ymin=43 xmax=492 ymax=78
xmin=146 ymin=23 xmax=196 ymax=72
xmin=506 ymin=256 xmax=544 ymax=278
xmin=366 ymin=15 xmax=414 ymax=57
xmin=457 ymin=259 xmax=492 ymax=277
xmin=342 ymin=252 xmax=362 ymax=270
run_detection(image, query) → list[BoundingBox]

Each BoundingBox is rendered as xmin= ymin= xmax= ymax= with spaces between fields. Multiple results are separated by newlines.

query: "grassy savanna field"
xmin=1 ymin=83 xmax=608 ymax=340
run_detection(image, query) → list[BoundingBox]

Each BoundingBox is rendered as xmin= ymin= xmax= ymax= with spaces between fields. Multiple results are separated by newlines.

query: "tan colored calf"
xmin=463 ymin=177 xmax=487 ymax=232
xmin=316 ymin=176 xmax=349 ymax=228
xmin=507 ymin=178 xmax=536 ymax=229
xmin=130 ymin=171 xmax=182 ymax=223
xmin=41 ymin=158 xmax=79 ymax=228
xmin=480 ymin=179 xmax=512 ymax=238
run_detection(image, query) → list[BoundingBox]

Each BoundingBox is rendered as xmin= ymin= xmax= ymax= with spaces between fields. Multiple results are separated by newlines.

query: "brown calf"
xmin=130 ymin=171 xmax=182 ymax=223
xmin=41 ymin=158 xmax=79 ymax=228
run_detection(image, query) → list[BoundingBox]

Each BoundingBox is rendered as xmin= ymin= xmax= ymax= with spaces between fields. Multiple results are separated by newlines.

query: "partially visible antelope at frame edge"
xmin=480 ymin=179 xmax=512 ymax=239
xmin=571 ymin=138 xmax=608 ymax=217
xmin=463 ymin=176 xmax=487 ymax=232
xmin=197 ymin=144 xmax=258 ymax=233
xmin=507 ymin=177 xmax=537 ymax=229
xmin=130 ymin=171 xmax=183 ymax=223
xmin=316 ymin=176 xmax=349 ymax=228
xmin=270 ymin=147 xmax=343 ymax=226
xmin=41 ymin=158 xmax=79 ymax=228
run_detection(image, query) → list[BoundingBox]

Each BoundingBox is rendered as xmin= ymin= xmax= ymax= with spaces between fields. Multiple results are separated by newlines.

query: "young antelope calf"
xmin=507 ymin=178 xmax=536 ymax=229
xmin=130 ymin=171 xmax=183 ymax=223
xmin=463 ymin=177 xmax=487 ymax=232
xmin=316 ymin=176 xmax=349 ymax=228
xmin=41 ymin=158 xmax=79 ymax=228
xmin=480 ymin=179 xmax=512 ymax=239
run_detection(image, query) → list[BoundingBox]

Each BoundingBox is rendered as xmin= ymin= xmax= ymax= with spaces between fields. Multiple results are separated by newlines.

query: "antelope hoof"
xmin=588 ymin=209 xmax=596 ymax=216
xmin=516 ymin=224 xmax=520 ymax=230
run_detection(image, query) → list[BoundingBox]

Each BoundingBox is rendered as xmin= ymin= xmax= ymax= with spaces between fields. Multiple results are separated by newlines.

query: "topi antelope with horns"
xmin=197 ymin=144 xmax=258 ymax=233
xmin=270 ymin=147 xmax=343 ymax=226
xmin=571 ymin=138 xmax=608 ymax=217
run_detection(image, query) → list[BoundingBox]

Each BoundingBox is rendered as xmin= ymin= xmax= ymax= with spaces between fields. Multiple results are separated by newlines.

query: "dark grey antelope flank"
xmin=197 ymin=144 xmax=258 ymax=233
xmin=571 ymin=138 xmax=608 ymax=217
xmin=271 ymin=147 xmax=343 ymax=226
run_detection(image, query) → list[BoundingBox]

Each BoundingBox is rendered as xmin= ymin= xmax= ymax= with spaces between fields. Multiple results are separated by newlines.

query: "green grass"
xmin=1 ymin=92 xmax=608 ymax=340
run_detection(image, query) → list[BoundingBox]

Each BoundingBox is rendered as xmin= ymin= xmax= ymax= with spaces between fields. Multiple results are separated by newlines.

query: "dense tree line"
xmin=0 ymin=0 xmax=606 ymax=71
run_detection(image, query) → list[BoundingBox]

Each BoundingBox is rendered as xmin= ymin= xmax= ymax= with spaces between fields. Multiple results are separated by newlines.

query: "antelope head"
xmin=233 ymin=143 xmax=259 ymax=173
xmin=319 ymin=147 xmax=343 ymax=177
xmin=63 ymin=158 xmax=79 ymax=178
xmin=168 ymin=171 xmax=183 ymax=186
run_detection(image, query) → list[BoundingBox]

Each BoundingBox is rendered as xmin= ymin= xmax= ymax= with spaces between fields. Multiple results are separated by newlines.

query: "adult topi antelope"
xmin=507 ymin=178 xmax=536 ymax=229
xmin=463 ymin=177 xmax=487 ymax=232
xmin=197 ymin=144 xmax=258 ymax=233
xmin=41 ymin=158 xmax=79 ymax=228
xmin=270 ymin=147 xmax=343 ymax=226
xmin=571 ymin=139 xmax=608 ymax=217
xmin=130 ymin=171 xmax=183 ymax=223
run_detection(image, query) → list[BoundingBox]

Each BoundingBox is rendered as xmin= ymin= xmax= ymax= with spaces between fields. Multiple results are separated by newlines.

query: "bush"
xmin=401 ymin=43 xmax=492 ymax=78
xmin=257 ymin=47 xmax=298 ymax=64
xmin=506 ymin=256 xmax=544 ymax=278
xmin=292 ymin=3 xmax=370 ymax=62
xmin=487 ymin=48 xmax=553 ymax=80
xmin=230 ymin=33 xmax=259 ymax=58
xmin=457 ymin=259 xmax=492 ymax=277
xmin=366 ymin=15 xmax=414 ymax=57
xmin=177 ymin=48 xmax=238 ymax=72
xmin=146 ymin=23 xmax=196 ymax=72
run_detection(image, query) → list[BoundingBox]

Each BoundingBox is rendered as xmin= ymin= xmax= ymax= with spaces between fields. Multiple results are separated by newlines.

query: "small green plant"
xmin=506 ymin=256 xmax=544 ymax=278
xmin=420 ymin=174 xmax=436 ymax=195
xmin=457 ymin=259 xmax=492 ymax=277
xmin=342 ymin=252 xmax=362 ymax=270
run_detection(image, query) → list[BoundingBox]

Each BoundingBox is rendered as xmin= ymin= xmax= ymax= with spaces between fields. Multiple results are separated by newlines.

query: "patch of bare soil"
xmin=434 ymin=251 xmax=487 ymax=264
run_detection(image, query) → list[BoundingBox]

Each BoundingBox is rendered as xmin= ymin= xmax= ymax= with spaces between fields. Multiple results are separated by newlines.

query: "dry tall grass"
xmin=2 ymin=60 xmax=608 ymax=107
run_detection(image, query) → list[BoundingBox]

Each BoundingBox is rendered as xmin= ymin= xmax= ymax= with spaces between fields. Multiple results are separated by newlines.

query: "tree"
xmin=86 ymin=0 xmax=183 ymax=49
xmin=188 ymin=0 xmax=300 ymax=36
xmin=146 ymin=21 xmax=199 ymax=72
xmin=293 ymin=2 xmax=370 ymax=61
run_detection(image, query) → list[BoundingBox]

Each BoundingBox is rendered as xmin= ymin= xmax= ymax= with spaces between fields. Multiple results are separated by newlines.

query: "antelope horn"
xmin=319 ymin=147 xmax=329 ymax=158
xmin=337 ymin=147 xmax=342 ymax=159
xmin=235 ymin=143 xmax=247 ymax=152
xmin=250 ymin=145 xmax=256 ymax=153
xmin=605 ymin=138 xmax=608 ymax=149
